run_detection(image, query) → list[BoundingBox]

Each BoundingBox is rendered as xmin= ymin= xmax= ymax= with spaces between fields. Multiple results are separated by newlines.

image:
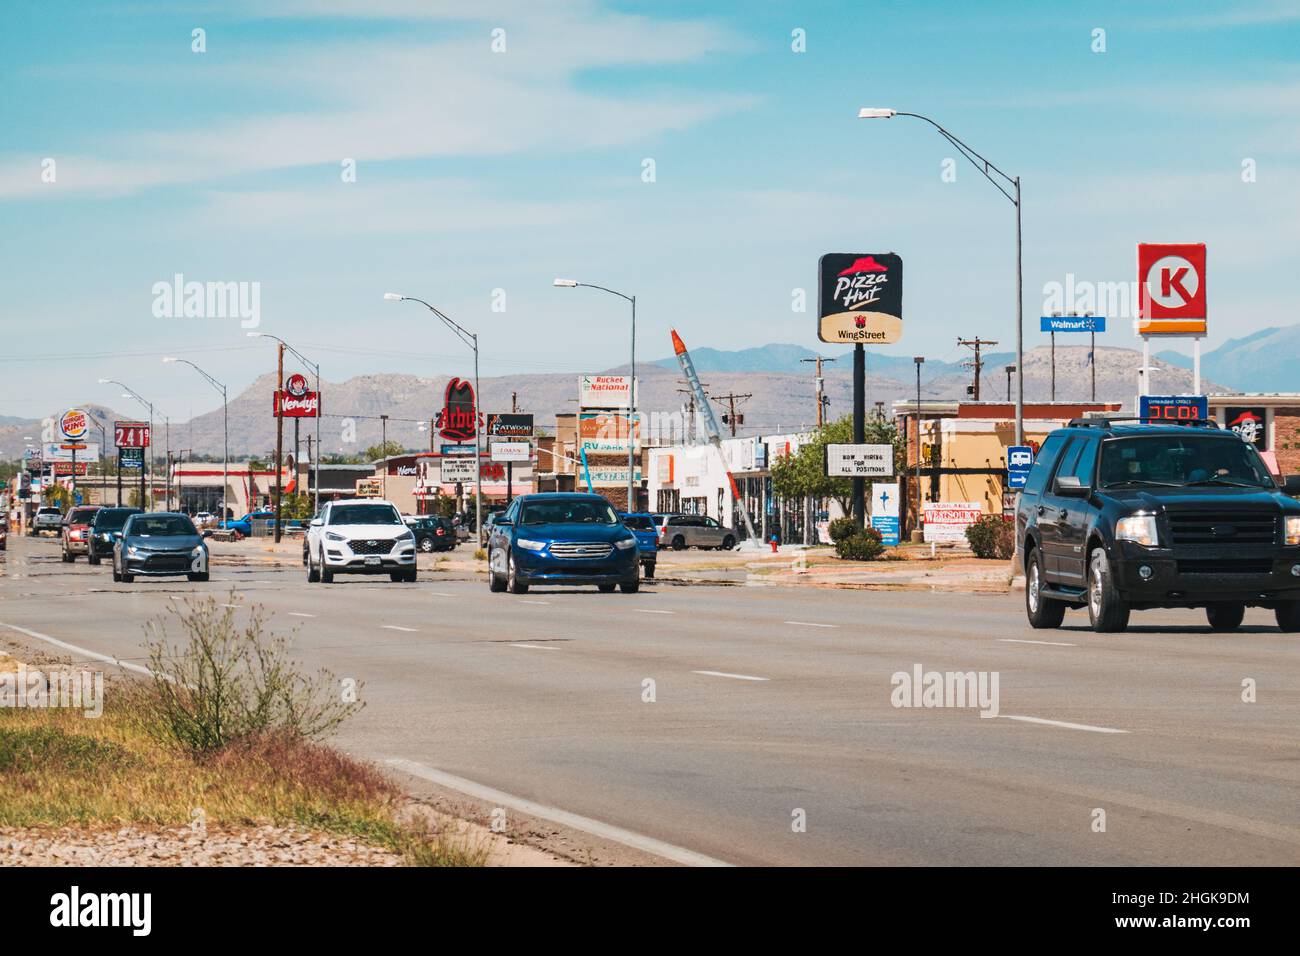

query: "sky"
xmin=1 ymin=0 xmax=1298 ymax=422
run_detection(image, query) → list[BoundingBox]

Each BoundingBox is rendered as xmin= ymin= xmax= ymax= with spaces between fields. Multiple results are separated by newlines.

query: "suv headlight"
xmin=614 ymin=537 xmax=637 ymax=550
xmin=1116 ymin=514 xmax=1159 ymax=547
xmin=516 ymin=538 xmax=547 ymax=551
xmin=396 ymin=529 xmax=414 ymax=541
xmin=326 ymin=531 xmax=346 ymax=542
xmin=1286 ymin=516 xmax=1300 ymax=546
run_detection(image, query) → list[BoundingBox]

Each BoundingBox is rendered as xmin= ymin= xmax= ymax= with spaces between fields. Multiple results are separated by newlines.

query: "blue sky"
xmin=2 ymin=0 xmax=1297 ymax=420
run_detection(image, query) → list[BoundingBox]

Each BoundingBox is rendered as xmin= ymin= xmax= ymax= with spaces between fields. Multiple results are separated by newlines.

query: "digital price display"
xmin=1139 ymin=395 xmax=1208 ymax=424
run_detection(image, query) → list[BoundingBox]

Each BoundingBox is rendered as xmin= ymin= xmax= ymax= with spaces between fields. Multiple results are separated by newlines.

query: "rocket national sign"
xmin=818 ymin=253 xmax=903 ymax=344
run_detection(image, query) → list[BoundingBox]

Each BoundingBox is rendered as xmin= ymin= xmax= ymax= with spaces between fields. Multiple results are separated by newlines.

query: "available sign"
xmin=579 ymin=375 xmax=636 ymax=409
xmin=114 ymin=421 xmax=151 ymax=448
xmin=923 ymin=501 xmax=983 ymax=544
xmin=870 ymin=482 xmax=900 ymax=547
xmin=1139 ymin=394 xmax=1208 ymax=424
xmin=490 ymin=441 xmax=530 ymax=463
xmin=1138 ymin=242 xmax=1207 ymax=335
xmin=817 ymin=253 xmax=903 ymax=344
xmin=824 ymin=443 xmax=894 ymax=478
xmin=486 ymin=413 xmax=534 ymax=438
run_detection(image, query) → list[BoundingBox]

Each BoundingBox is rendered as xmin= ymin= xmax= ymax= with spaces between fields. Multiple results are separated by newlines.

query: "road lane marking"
xmin=386 ymin=758 xmax=730 ymax=867
xmin=288 ymin=612 xmax=315 ymax=618
xmin=691 ymin=670 xmax=769 ymax=682
xmin=784 ymin=620 xmax=836 ymax=629
xmin=0 ymin=622 xmax=153 ymax=678
xmin=520 ymin=600 xmax=551 ymax=605
xmin=1002 ymin=715 xmax=1128 ymax=734
xmin=634 ymin=609 xmax=674 ymax=615
xmin=382 ymin=625 xmax=419 ymax=632
xmin=997 ymin=638 xmax=1078 ymax=647
xmin=429 ymin=592 xmax=454 ymax=597
xmin=509 ymin=643 xmax=558 ymax=651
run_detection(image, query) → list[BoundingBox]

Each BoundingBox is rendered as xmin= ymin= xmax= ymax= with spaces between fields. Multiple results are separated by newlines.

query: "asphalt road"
xmin=3 ymin=535 xmax=1298 ymax=866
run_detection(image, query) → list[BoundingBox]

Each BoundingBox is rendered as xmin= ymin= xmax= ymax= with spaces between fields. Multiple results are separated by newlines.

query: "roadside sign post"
xmin=1040 ymin=315 xmax=1106 ymax=402
xmin=1007 ymin=445 xmax=1034 ymax=490
xmin=1137 ymin=242 xmax=1207 ymax=398
xmin=871 ymin=482 xmax=901 ymax=546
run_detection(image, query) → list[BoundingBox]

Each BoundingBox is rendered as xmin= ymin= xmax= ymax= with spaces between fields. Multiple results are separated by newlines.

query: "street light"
xmin=552 ymin=278 xmax=637 ymax=510
xmin=248 ymin=332 xmax=323 ymax=519
xmin=913 ymin=356 xmax=925 ymax=539
xmin=1004 ymin=364 xmax=1017 ymax=402
xmin=164 ymin=357 xmax=228 ymax=523
xmin=99 ymin=378 xmax=156 ymax=509
xmin=384 ymin=293 xmax=484 ymax=546
xmin=859 ymin=107 xmax=1025 ymax=445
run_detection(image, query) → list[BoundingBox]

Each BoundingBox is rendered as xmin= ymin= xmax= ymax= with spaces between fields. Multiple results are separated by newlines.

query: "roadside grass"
xmin=0 ymin=644 xmax=486 ymax=867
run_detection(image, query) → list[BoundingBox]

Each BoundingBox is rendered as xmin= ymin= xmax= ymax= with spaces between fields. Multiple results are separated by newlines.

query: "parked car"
xmin=88 ymin=507 xmax=144 ymax=565
xmin=488 ymin=493 xmax=639 ymax=594
xmin=219 ymin=510 xmax=277 ymax=537
xmin=194 ymin=511 xmax=215 ymax=528
xmin=305 ymin=499 xmax=417 ymax=583
xmin=31 ymin=506 xmax=64 ymax=536
xmin=60 ymin=505 xmax=102 ymax=561
xmin=0 ymin=523 xmax=7 ymax=551
xmin=652 ymin=513 xmax=737 ymax=551
xmin=619 ymin=512 xmax=658 ymax=578
xmin=407 ymin=515 xmax=457 ymax=552
xmin=113 ymin=512 xmax=209 ymax=584
xmin=1016 ymin=418 xmax=1300 ymax=633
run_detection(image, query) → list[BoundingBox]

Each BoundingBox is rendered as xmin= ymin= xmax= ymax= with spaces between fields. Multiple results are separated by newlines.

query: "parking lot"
xmin=3 ymin=533 xmax=1297 ymax=866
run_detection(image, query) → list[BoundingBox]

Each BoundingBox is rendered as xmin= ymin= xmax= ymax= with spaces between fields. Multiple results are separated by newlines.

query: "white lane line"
xmin=634 ymin=608 xmax=674 ymax=615
xmin=520 ymin=600 xmax=551 ymax=605
xmin=997 ymin=638 xmax=1077 ymax=647
xmin=429 ymin=592 xmax=454 ymax=597
xmin=386 ymin=758 xmax=729 ymax=867
xmin=509 ymin=643 xmax=558 ymax=651
xmin=382 ymin=625 xmax=419 ymax=633
xmin=784 ymin=620 xmax=836 ymax=629
xmin=1002 ymin=715 xmax=1129 ymax=734
xmin=288 ymin=612 xmax=315 ymax=618
xmin=0 ymin=621 xmax=153 ymax=677
xmin=691 ymin=670 xmax=769 ymax=682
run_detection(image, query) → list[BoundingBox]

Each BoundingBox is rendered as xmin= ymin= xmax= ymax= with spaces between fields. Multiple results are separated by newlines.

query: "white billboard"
xmin=579 ymin=375 xmax=637 ymax=409
xmin=825 ymin=443 xmax=893 ymax=478
xmin=490 ymin=441 xmax=530 ymax=463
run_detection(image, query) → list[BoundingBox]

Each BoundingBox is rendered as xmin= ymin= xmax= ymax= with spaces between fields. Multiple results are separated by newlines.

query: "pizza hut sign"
xmin=436 ymin=378 xmax=479 ymax=442
xmin=818 ymin=252 xmax=903 ymax=345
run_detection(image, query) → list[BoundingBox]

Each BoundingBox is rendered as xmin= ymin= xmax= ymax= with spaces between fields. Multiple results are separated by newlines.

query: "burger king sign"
xmin=59 ymin=408 xmax=89 ymax=442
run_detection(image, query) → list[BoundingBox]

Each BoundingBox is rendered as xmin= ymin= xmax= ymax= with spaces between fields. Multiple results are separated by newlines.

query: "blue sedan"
xmin=487 ymin=493 xmax=640 ymax=594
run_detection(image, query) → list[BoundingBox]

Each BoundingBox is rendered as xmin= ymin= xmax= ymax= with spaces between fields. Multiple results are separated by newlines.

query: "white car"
xmin=305 ymin=498 xmax=418 ymax=583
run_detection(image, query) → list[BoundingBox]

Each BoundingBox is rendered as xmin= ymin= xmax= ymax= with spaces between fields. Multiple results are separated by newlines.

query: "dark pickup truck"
xmin=1016 ymin=418 xmax=1300 ymax=633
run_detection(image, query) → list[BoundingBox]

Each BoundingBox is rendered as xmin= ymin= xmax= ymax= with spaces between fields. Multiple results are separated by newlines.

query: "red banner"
xmin=274 ymin=390 xmax=320 ymax=418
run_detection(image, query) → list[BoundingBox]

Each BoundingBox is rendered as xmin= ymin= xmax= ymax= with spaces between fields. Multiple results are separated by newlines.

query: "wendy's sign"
xmin=818 ymin=252 xmax=903 ymax=344
xmin=436 ymin=378 xmax=479 ymax=442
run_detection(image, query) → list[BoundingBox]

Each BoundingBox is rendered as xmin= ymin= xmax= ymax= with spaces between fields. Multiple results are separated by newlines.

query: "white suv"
xmin=306 ymin=499 xmax=418 ymax=583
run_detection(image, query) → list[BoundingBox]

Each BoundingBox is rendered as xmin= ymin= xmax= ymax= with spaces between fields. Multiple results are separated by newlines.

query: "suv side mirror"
xmin=1054 ymin=475 xmax=1091 ymax=497
xmin=495 ymin=517 xmax=511 ymax=527
xmin=1283 ymin=475 xmax=1300 ymax=496
xmin=310 ymin=518 xmax=323 ymax=527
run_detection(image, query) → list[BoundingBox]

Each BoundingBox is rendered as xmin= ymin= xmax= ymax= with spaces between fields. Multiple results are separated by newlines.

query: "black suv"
xmin=1016 ymin=419 xmax=1300 ymax=633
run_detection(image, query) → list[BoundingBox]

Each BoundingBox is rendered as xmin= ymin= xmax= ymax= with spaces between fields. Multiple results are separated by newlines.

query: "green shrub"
xmin=965 ymin=514 xmax=1015 ymax=559
xmin=828 ymin=516 xmax=859 ymax=544
xmin=835 ymin=526 xmax=885 ymax=561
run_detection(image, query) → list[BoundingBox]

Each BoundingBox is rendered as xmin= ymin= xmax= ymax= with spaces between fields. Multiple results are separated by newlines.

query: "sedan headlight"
xmin=1286 ymin=516 xmax=1300 ymax=546
xmin=126 ymin=545 xmax=142 ymax=557
xmin=191 ymin=545 xmax=205 ymax=558
xmin=326 ymin=531 xmax=346 ymax=542
xmin=615 ymin=537 xmax=637 ymax=550
xmin=1116 ymin=514 xmax=1159 ymax=547
xmin=516 ymin=538 xmax=547 ymax=551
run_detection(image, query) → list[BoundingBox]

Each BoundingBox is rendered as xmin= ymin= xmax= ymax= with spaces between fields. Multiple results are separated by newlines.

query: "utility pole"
xmin=957 ymin=337 xmax=998 ymax=402
xmin=800 ymin=356 xmax=836 ymax=427
xmin=380 ymin=414 xmax=389 ymax=498
xmin=273 ymin=343 xmax=285 ymax=543
xmin=1005 ymin=365 xmax=1016 ymax=402
xmin=677 ymin=380 xmax=709 ymax=443
xmin=913 ymin=356 xmax=924 ymax=538
xmin=711 ymin=392 xmax=752 ymax=437
xmin=507 ymin=391 xmax=519 ymax=505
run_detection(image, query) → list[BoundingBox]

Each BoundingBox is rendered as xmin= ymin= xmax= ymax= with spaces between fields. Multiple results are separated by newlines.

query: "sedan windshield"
xmin=128 ymin=515 xmax=198 ymax=536
xmin=1100 ymin=435 xmax=1274 ymax=488
xmin=329 ymin=504 xmax=401 ymax=525
xmin=519 ymin=499 xmax=617 ymax=525
xmin=621 ymin=515 xmax=655 ymax=530
xmin=95 ymin=509 xmax=140 ymax=531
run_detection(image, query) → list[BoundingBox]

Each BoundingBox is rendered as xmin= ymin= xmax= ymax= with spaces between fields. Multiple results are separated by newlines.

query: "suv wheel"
xmin=1025 ymin=548 xmax=1066 ymax=629
xmin=1205 ymin=603 xmax=1246 ymax=632
xmin=1086 ymin=548 xmax=1129 ymax=632
xmin=671 ymin=535 xmax=686 ymax=551
xmin=319 ymin=550 xmax=333 ymax=584
xmin=87 ymin=552 xmax=101 ymax=566
xmin=506 ymin=551 xmax=529 ymax=594
xmin=307 ymin=549 xmax=320 ymax=583
xmin=1276 ymin=601 xmax=1300 ymax=633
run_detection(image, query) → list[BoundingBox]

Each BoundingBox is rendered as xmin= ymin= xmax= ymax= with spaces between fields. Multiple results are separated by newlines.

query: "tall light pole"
xmin=384 ymin=293 xmax=484 ymax=546
xmin=859 ymin=108 xmax=1024 ymax=445
xmin=249 ymin=332 xmax=323 ymax=517
xmin=163 ymin=357 xmax=228 ymax=522
xmin=913 ymin=356 xmax=924 ymax=538
xmin=99 ymin=379 xmax=154 ymax=509
xmin=553 ymin=279 xmax=637 ymax=510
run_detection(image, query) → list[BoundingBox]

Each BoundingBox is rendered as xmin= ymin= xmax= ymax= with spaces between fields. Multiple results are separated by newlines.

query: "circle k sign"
xmin=1137 ymin=242 xmax=1206 ymax=335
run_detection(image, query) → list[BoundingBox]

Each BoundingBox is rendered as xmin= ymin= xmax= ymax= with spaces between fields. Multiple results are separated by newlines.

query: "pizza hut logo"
xmin=436 ymin=378 xmax=478 ymax=442
xmin=832 ymin=256 xmax=892 ymax=311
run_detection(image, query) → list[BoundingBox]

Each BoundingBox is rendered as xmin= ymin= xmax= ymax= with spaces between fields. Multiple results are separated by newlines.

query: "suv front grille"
xmin=349 ymin=539 xmax=395 ymax=555
xmin=1177 ymin=559 xmax=1273 ymax=575
xmin=549 ymin=542 xmax=614 ymax=559
xmin=1168 ymin=511 xmax=1276 ymax=546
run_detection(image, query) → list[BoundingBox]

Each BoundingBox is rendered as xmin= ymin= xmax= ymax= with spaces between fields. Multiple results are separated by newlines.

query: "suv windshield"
xmin=1100 ymin=435 xmax=1274 ymax=489
xmin=94 ymin=509 xmax=140 ymax=531
xmin=519 ymin=499 xmax=617 ymax=525
xmin=329 ymin=504 xmax=401 ymax=525
xmin=128 ymin=515 xmax=198 ymax=536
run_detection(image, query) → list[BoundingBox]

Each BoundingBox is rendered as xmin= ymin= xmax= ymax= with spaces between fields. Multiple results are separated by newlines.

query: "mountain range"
xmin=1156 ymin=325 xmax=1299 ymax=393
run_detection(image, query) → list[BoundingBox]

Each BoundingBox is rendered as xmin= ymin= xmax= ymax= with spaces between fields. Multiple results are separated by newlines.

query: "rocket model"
xmin=670 ymin=329 xmax=761 ymax=548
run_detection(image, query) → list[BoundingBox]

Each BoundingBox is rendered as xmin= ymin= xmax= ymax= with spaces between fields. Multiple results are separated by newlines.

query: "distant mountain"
xmin=1157 ymin=325 xmax=1300 ymax=393
xmin=648 ymin=343 xmax=830 ymax=374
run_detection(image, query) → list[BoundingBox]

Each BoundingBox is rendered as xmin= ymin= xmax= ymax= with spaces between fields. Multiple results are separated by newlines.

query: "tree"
xmin=769 ymin=415 xmax=907 ymax=518
xmin=364 ymin=440 xmax=405 ymax=461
